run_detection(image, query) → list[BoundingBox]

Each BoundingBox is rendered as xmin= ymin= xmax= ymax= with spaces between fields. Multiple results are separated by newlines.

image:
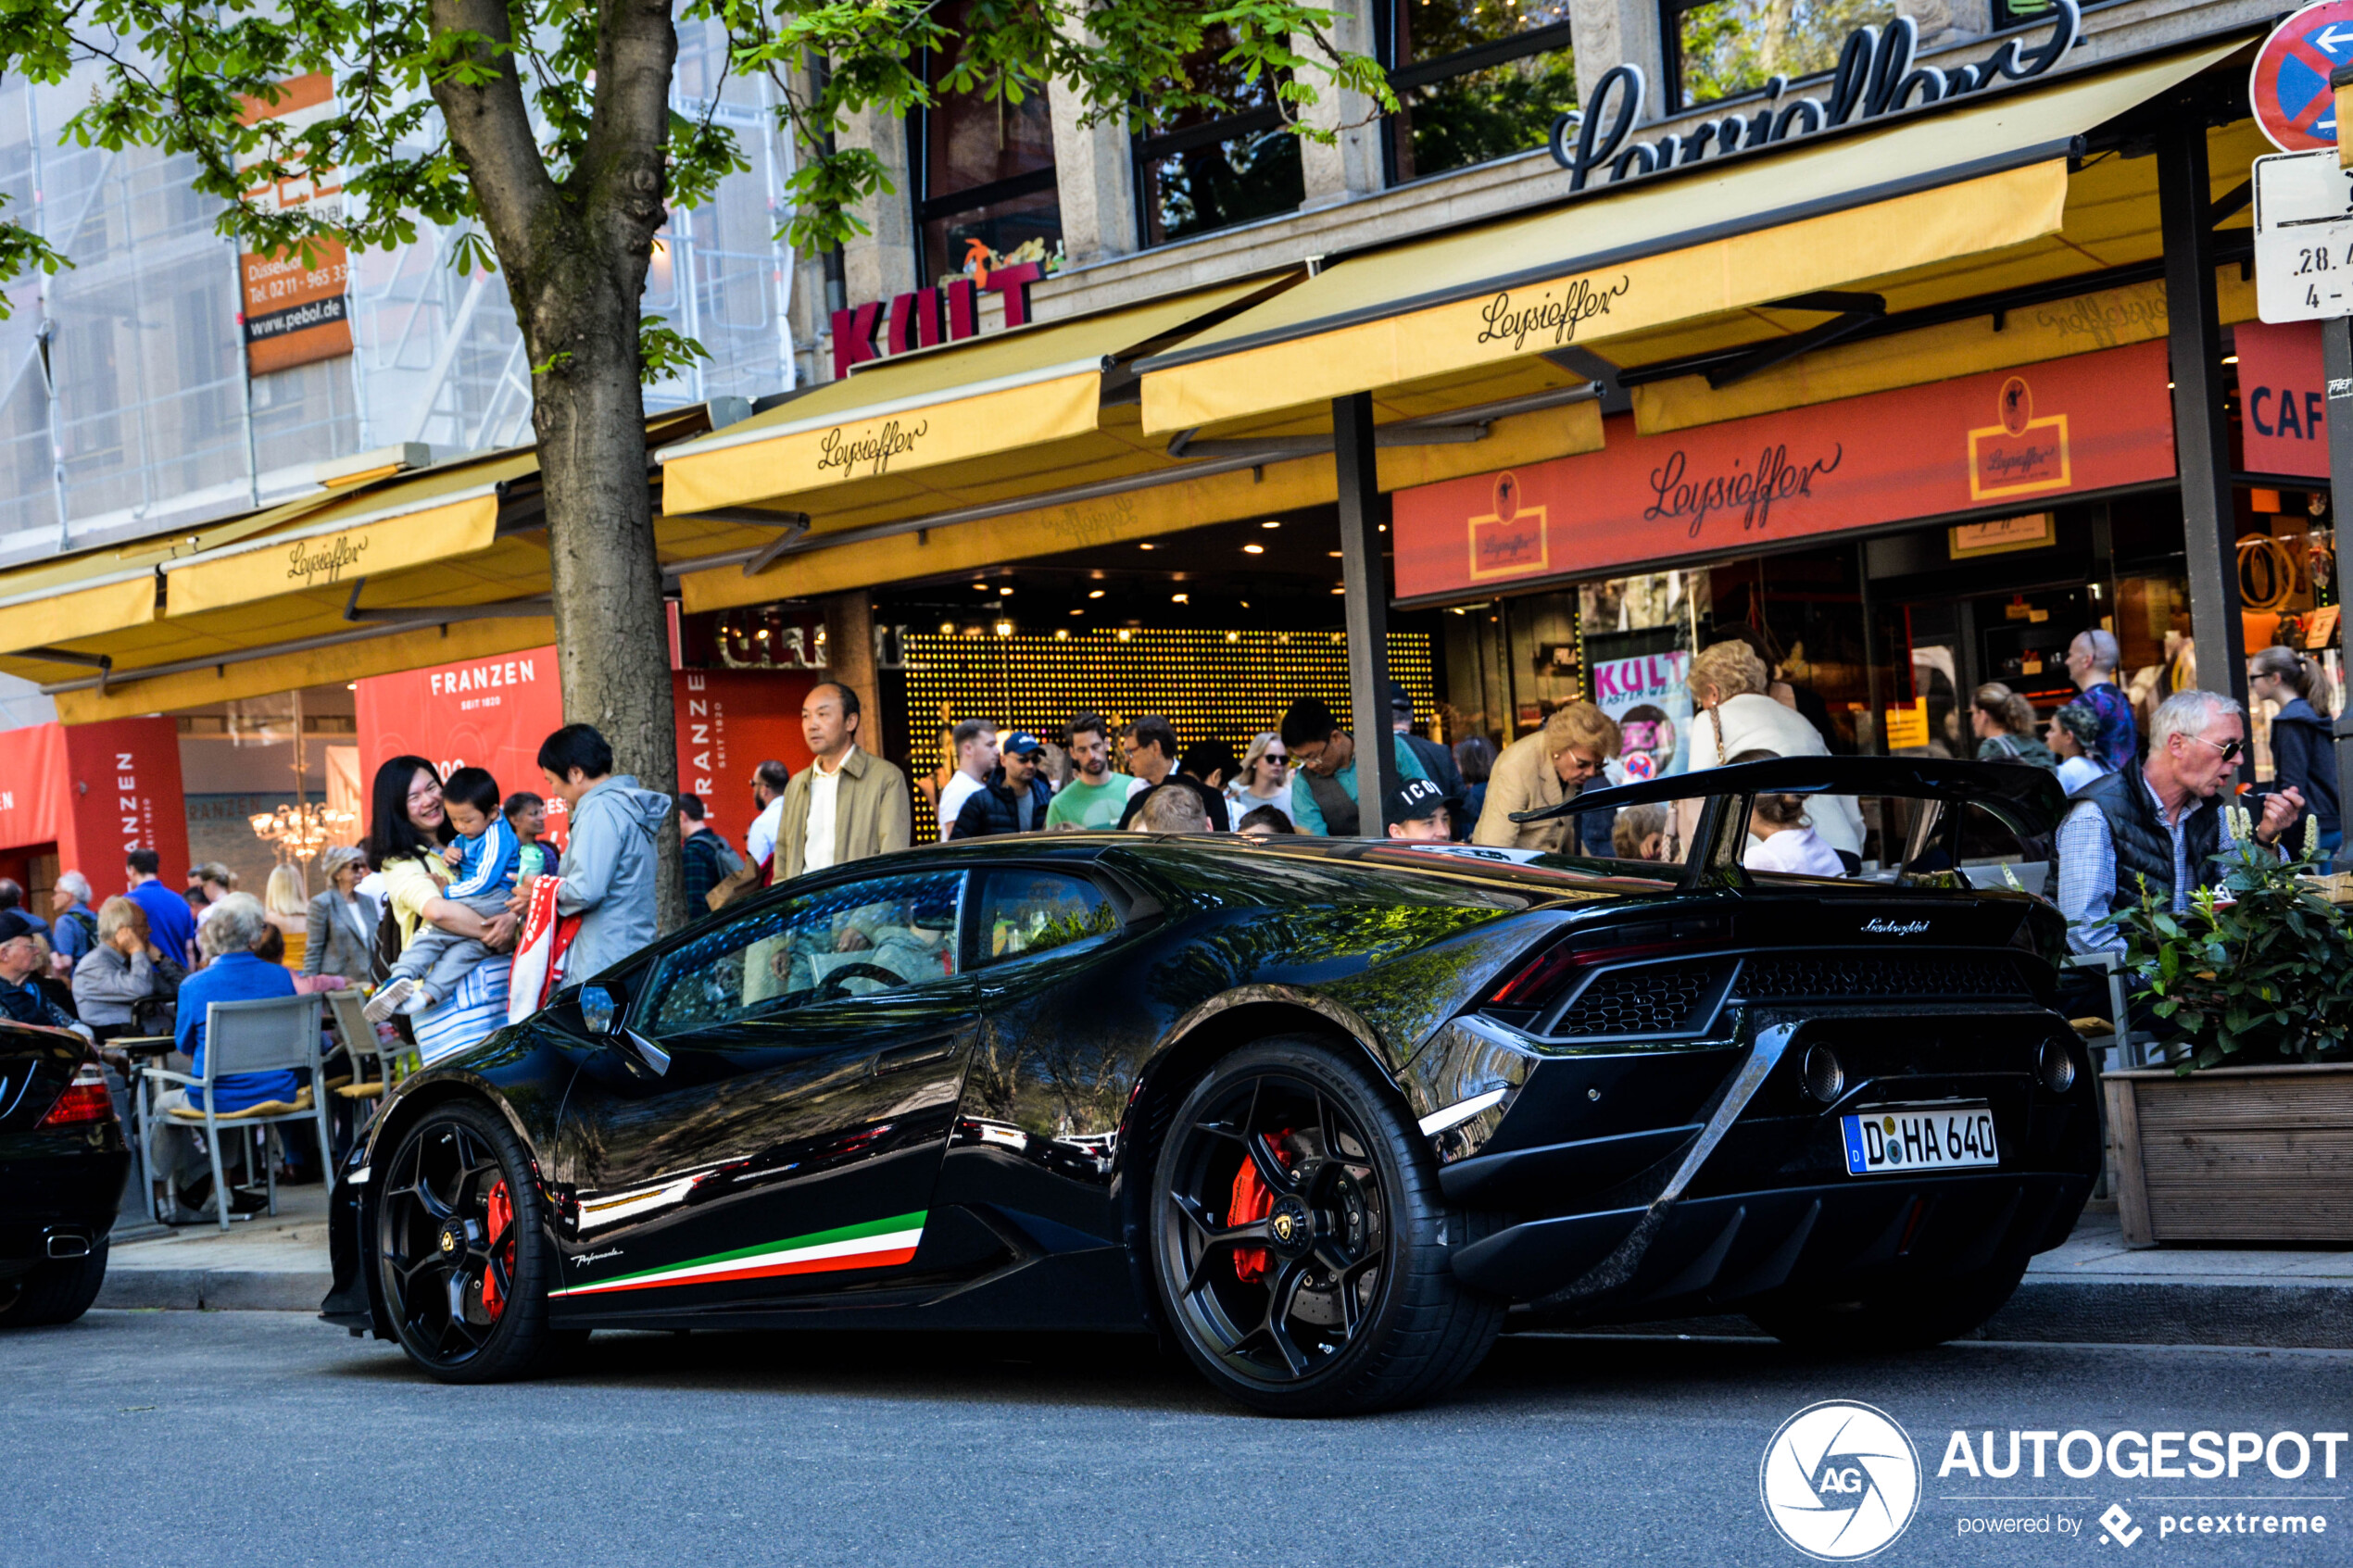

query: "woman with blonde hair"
xmin=1471 ymin=700 xmax=1622 ymax=853
xmin=1686 ymin=638 xmax=1865 ymax=859
xmin=262 ymin=864 xmax=308 ymax=972
xmin=303 ymin=846 xmax=375 ymax=985
xmin=1224 ymin=732 xmax=1294 ymax=826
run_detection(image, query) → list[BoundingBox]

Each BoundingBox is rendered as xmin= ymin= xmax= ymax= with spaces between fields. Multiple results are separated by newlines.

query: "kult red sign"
xmin=1391 ymin=340 xmax=2175 ymax=602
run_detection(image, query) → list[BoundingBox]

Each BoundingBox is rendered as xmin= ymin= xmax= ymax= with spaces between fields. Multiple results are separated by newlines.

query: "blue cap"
xmin=1002 ymin=731 xmax=1046 ymax=759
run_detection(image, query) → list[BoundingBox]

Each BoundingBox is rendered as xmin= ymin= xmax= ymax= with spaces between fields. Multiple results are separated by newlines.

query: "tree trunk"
xmin=532 ymin=311 xmax=686 ymax=936
xmin=425 ymin=0 xmax=687 ymax=935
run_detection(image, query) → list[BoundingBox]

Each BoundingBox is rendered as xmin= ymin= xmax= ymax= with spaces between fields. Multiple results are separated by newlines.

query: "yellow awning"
xmin=1138 ymin=40 xmax=2246 ymax=435
xmin=0 ymin=573 xmax=158 ymax=652
xmin=6 ymin=408 xmax=724 ymax=719
xmin=658 ymin=278 xmax=1297 ymax=520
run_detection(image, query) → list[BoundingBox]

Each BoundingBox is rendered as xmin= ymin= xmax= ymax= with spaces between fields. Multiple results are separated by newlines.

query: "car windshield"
xmin=1533 ymin=758 xmax=2066 ymax=895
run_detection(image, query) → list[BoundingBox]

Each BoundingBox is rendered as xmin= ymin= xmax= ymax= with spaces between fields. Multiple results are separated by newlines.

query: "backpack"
xmin=61 ymin=908 xmax=97 ymax=949
xmin=370 ymin=890 xmax=417 ymax=1045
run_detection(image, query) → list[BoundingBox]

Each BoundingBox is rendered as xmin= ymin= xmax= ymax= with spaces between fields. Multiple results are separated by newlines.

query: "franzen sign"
xmin=1551 ymin=0 xmax=2082 ymax=191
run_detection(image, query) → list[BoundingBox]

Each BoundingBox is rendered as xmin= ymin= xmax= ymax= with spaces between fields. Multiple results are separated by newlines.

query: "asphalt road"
xmin=5 ymin=1311 xmax=2349 ymax=1568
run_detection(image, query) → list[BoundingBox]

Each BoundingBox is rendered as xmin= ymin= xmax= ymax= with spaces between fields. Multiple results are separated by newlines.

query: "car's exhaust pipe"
xmin=44 ymin=1231 xmax=90 ymax=1259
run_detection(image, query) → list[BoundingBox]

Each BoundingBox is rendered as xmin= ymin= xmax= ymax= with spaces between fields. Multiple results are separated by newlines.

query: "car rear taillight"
xmin=1488 ymin=938 xmax=1694 ymax=1011
xmin=37 ymin=1063 xmax=113 ymax=1127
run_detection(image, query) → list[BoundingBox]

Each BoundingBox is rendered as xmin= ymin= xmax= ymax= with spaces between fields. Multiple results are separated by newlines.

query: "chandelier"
xmin=249 ymin=801 xmax=356 ymax=863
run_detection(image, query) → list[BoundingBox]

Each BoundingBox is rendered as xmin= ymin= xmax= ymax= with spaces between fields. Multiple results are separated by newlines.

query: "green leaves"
xmin=2100 ymin=832 xmax=2353 ymax=1074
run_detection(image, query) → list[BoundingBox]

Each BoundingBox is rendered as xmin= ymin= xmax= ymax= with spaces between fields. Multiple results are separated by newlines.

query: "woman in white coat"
xmin=1683 ymin=640 xmax=1866 ymax=861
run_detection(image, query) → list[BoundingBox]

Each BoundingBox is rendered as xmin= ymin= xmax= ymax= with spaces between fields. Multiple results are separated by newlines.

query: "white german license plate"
xmin=1841 ymin=1103 xmax=1999 ymax=1176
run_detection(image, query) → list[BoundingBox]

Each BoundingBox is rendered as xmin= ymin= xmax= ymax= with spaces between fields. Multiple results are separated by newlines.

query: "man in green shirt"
xmin=1281 ymin=697 xmax=1428 ymax=835
xmin=1043 ymin=709 xmax=1142 ymax=830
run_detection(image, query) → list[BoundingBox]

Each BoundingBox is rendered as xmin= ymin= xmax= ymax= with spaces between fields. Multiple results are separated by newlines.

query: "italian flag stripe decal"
xmin=550 ymin=1211 xmax=926 ymax=1298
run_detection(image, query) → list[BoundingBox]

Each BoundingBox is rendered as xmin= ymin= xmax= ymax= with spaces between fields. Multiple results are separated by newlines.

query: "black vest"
xmin=2077 ymin=768 xmax=2223 ymax=913
xmin=1304 ymin=768 xmax=1359 ymax=836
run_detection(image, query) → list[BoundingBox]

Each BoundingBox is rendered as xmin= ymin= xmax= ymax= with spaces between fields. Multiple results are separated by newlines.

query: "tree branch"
xmin=423 ymin=0 xmax=556 ymax=279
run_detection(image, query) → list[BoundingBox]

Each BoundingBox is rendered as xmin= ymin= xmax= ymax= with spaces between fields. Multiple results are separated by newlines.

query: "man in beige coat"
xmin=1471 ymin=701 xmax=1622 ymax=853
xmin=776 ymin=682 xmax=913 ymax=883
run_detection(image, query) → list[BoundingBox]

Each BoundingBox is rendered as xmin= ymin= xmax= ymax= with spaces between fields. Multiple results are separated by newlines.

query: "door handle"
xmin=871 ymin=1035 xmax=961 ymax=1076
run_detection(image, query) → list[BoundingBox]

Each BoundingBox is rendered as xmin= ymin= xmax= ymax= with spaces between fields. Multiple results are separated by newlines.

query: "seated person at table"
xmin=71 ymin=897 xmax=182 ymax=1040
xmin=366 ymin=766 xmax=519 ymax=1022
xmin=149 ymin=895 xmax=296 ymax=1221
xmin=0 ymin=909 xmax=88 ymax=1038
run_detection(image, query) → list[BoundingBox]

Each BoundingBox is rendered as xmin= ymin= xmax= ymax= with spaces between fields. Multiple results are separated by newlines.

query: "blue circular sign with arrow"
xmin=2253 ymin=0 xmax=2353 ymax=152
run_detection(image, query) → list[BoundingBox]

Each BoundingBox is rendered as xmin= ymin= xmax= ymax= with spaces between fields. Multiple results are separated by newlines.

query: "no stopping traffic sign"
xmin=2253 ymin=0 xmax=2353 ymax=153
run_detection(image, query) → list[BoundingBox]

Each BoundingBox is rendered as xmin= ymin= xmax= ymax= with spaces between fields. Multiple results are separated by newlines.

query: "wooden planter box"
xmin=2105 ymin=1064 xmax=2353 ymax=1247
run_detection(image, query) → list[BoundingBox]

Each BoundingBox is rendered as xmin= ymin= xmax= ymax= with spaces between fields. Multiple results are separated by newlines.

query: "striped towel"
xmin=412 ymin=957 xmax=513 ymax=1065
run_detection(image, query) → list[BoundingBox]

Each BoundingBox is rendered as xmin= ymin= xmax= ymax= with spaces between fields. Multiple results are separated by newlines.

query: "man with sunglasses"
xmin=2056 ymin=688 xmax=2303 ymax=959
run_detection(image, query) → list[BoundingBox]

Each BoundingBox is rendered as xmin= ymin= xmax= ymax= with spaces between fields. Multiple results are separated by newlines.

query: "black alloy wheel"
xmin=1151 ymin=1036 xmax=1503 ymax=1416
xmin=376 ymin=1100 xmax=576 ymax=1382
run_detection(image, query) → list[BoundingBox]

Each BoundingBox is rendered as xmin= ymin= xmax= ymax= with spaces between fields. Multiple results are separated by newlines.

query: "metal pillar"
xmin=2157 ymin=113 xmax=2250 ymax=754
xmin=1335 ymin=392 xmax=1396 ymax=837
xmin=2321 ymin=318 xmax=2353 ymax=869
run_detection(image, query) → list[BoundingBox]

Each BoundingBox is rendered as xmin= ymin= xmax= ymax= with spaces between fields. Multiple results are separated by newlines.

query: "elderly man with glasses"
xmin=2056 ymin=688 xmax=2304 ymax=957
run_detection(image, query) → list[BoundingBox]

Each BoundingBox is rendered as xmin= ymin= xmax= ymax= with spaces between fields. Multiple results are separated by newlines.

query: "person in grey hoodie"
xmin=527 ymin=723 xmax=673 ymax=982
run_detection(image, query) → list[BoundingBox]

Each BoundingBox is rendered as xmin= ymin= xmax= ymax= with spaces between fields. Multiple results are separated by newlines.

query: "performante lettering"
xmin=816 ymin=419 xmax=928 ymax=479
xmin=1475 ymin=277 xmax=1631 ymax=351
xmin=286 ymin=533 xmax=368 ymax=585
xmin=1553 ymin=0 xmax=2080 ymax=190
xmin=1643 ymin=444 xmax=1842 ymax=538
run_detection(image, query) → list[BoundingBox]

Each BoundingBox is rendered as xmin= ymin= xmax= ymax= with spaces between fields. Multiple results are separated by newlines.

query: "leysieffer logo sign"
xmin=1551 ymin=0 xmax=2081 ymax=192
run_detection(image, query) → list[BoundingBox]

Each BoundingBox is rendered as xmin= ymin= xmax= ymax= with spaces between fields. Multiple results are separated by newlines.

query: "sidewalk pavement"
xmin=94 ymin=1192 xmax=2353 ymax=1348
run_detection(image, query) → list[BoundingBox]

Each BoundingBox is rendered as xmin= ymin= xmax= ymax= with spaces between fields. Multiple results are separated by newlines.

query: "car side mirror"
xmin=580 ymin=985 xmax=622 ymax=1035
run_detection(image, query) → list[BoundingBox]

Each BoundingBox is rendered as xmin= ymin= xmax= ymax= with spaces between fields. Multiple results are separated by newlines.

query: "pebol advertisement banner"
xmin=1391 ymin=340 xmax=2176 ymax=602
xmin=237 ymin=73 xmax=352 ymax=377
xmin=355 ymin=647 xmax=814 ymax=852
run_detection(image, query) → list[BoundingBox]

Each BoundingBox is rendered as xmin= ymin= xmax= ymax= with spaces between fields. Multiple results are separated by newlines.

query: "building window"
xmin=1381 ymin=0 xmax=1577 ymax=184
xmin=1659 ymin=0 xmax=1896 ymax=111
xmin=1133 ymin=26 xmax=1306 ymax=248
xmin=913 ymin=3 xmax=1063 ymax=286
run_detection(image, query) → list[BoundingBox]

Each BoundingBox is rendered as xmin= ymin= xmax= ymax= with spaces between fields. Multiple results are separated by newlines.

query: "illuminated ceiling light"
xmin=998 ymin=586 xmax=1013 ymax=596
xmin=1088 ymin=588 xmax=1104 ymax=598
xmin=1242 ymin=544 xmax=1265 ymax=555
xmin=1053 ymin=628 xmax=1069 ymax=641
xmin=345 ymin=682 xmax=358 ymax=691
xmin=1115 ymin=627 xmax=1133 ymax=641
xmin=1139 ymin=542 xmax=1155 ymax=550
xmin=1226 ymin=631 xmax=1239 ymax=643
xmin=972 ymin=581 xmax=990 ymax=591
xmin=1171 ymin=593 xmax=1189 ymax=604
xmin=1239 ymin=600 xmax=1251 ymax=608
xmin=2222 ymin=355 xmax=2240 ymax=365
xmin=1327 ymin=550 xmax=1342 ymax=558
xmin=1068 ymin=607 xmax=1084 ymax=615
xmin=994 ymin=620 xmax=1013 ymax=636
xmin=938 ymin=621 xmax=955 ymax=634
xmin=754 ymin=628 xmax=769 ymax=639
xmin=1261 ymin=520 xmax=1280 ymax=529
xmin=1331 ymin=586 xmax=1345 ymax=595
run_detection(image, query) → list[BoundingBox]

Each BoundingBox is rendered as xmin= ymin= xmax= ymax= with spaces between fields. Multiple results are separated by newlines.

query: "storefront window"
xmin=1582 ymin=571 xmax=1702 ymax=783
xmin=1658 ymin=0 xmax=1896 ymax=110
xmin=1381 ymin=0 xmax=1576 ymax=183
xmin=915 ymin=3 xmax=1063 ymax=284
xmin=1134 ymin=28 xmax=1305 ymax=246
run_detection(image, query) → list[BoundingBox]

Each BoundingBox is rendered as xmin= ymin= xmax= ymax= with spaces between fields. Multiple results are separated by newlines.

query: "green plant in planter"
xmin=2095 ymin=811 xmax=2353 ymax=1073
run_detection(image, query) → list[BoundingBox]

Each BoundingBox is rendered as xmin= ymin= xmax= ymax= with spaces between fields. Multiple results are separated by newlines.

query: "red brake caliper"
xmin=481 ymin=1180 xmax=515 ymax=1320
xmin=1227 ymin=1129 xmax=1293 ymax=1284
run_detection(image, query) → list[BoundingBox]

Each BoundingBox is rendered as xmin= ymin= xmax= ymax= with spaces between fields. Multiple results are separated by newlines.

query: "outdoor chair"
xmin=325 ymin=988 xmax=405 ymax=1113
xmin=145 ymin=994 xmax=329 ymax=1233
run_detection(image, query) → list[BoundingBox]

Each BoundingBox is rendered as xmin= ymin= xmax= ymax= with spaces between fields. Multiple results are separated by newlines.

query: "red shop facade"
xmin=1400 ymin=335 xmax=2328 ymax=785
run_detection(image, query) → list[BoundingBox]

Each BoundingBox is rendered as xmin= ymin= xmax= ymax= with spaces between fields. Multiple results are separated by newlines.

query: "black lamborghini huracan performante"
xmin=323 ymin=758 xmax=2098 ymax=1414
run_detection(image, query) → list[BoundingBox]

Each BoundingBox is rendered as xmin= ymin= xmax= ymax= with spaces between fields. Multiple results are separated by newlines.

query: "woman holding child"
xmin=363 ymin=756 xmax=520 ymax=1062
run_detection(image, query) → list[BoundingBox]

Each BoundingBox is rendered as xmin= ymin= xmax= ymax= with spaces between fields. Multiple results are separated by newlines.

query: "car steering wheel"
xmin=815 ymin=961 xmax=906 ymax=1000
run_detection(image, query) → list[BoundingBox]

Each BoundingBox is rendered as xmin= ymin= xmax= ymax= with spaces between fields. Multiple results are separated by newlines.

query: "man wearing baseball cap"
xmin=0 ymin=909 xmax=89 ymax=1038
xmin=951 ymin=730 xmax=1056 ymax=838
xmin=1386 ymin=778 xmax=1452 ymax=843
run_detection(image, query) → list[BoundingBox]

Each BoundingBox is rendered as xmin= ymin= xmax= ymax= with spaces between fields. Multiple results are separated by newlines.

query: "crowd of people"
xmin=6 ymin=632 xmax=2333 ymax=1222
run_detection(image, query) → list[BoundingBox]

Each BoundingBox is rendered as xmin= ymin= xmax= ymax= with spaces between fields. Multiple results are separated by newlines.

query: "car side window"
xmin=641 ymin=871 xmax=964 ymax=1036
xmin=970 ymin=869 xmax=1121 ymax=970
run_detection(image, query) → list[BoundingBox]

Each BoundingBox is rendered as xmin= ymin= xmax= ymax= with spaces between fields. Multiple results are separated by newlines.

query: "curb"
xmin=1982 ymin=1276 xmax=2353 ymax=1350
xmin=95 ymin=1267 xmax=330 ymax=1312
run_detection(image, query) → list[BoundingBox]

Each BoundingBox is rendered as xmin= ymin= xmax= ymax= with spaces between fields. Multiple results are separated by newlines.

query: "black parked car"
xmin=1 ymin=1024 xmax=125 ymax=1327
xmin=323 ymin=758 xmax=2098 ymax=1414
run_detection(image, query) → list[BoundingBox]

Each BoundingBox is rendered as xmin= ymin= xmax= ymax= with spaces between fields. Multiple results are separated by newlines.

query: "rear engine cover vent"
xmin=1545 ymin=960 xmax=1729 ymax=1039
xmin=1736 ymin=953 xmax=2030 ymax=1002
